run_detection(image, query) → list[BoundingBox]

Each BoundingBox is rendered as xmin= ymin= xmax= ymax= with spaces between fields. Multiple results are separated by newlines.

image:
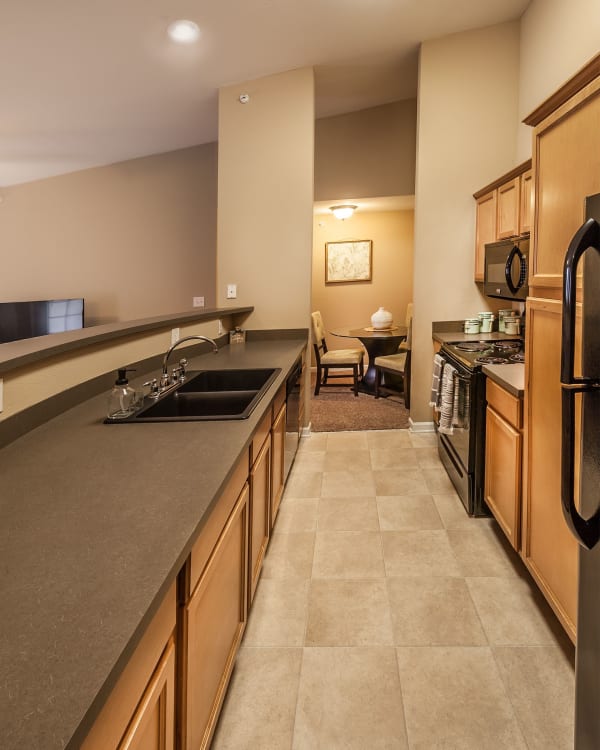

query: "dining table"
xmin=330 ymin=324 xmax=407 ymax=394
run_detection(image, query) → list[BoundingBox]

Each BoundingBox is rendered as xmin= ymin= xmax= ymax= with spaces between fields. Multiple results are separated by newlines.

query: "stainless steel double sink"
xmin=109 ymin=368 xmax=281 ymax=422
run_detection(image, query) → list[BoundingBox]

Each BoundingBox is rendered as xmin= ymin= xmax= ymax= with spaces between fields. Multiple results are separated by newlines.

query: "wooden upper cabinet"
xmin=474 ymin=190 xmax=497 ymax=281
xmin=519 ymin=169 xmax=533 ymax=235
xmin=473 ymin=160 xmax=532 ymax=282
xmin=528 ymin=74 xmax=600 ymax=290
xmin=497 ymin=177 xmax=521 ymax=239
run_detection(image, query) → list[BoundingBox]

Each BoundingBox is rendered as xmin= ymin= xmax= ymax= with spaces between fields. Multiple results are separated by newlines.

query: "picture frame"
xmin=325 ymin=240 xmax=373 ymax=283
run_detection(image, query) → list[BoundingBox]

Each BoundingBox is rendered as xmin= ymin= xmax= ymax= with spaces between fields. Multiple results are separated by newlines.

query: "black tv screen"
xmin=0 ymin=299 xmax=84 ymax=344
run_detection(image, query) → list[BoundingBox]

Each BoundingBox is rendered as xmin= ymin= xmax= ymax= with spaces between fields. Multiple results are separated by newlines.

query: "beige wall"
xmin=411 ymin=22 xmax=520 ymax=424
xmin=216 ymin=68 xmax=314 ymax=330
xmin=314 ymin=100 xmax=417 ymax=202
xmin=517 ymin=0 xmax=600 ymax=160
xmin=311 ymin=210 xmax=414 ymax=357
xmin=0 ymin=144 xmax=218 ymax=325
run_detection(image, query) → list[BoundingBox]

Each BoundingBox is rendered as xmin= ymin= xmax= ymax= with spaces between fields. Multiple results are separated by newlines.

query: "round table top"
xmin=331 ymin=325 xmax=407 ymax=340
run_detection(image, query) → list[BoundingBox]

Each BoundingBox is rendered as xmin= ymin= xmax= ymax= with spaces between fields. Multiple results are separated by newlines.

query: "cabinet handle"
xmin=561 ymin=217 xmax=600 ymax=549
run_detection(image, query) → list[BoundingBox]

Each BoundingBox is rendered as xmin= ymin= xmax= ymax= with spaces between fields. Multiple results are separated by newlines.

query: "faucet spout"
xmin=162 ymin=335 xmax=218 ymax=377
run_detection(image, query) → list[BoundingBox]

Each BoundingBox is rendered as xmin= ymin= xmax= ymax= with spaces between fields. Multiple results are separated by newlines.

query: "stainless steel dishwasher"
xmin=284 ymin=356 xmax=302 ymax=480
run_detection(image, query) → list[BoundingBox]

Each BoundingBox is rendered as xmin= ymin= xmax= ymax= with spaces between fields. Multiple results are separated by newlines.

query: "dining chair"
xmin=398 ymin=302 xmax=413 ymax=352
xmin=373 ymin=314 xmax=412 ymax=407
xmin=311 ymin=311 xmax=364 ymax=397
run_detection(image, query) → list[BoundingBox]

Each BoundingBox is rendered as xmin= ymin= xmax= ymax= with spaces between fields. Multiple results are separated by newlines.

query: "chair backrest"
xmin=311 ymin=311 xmax=326 ymax=345
xmin=405 ymin=302 xmax=413 ymax=328
xmin=405 ymin=312 xmax=413 ymax=351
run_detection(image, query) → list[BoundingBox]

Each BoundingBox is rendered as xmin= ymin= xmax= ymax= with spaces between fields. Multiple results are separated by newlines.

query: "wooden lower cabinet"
xmin=183 ymin=483 xmax=249 ymax=750
xmin=249 ymin=434 xmax=271 ymax=603
xmin=81 ymin=584 xmax=177 ymax=750
xmin=523 ymin=297 xmax=578 ymax=641
xmin=485 ymin=381 xmax=522 ymax=550
xmin=271 ymin=402 xmax=286 ymax=528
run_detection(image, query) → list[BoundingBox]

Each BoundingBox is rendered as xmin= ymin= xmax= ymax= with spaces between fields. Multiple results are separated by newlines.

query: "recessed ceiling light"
xmin=167 ymin=20 xmax=200 ymax=44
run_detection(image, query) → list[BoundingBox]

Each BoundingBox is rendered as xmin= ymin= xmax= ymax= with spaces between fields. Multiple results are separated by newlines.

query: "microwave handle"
xmin=504 ymin=245 xmax=525 ymax=295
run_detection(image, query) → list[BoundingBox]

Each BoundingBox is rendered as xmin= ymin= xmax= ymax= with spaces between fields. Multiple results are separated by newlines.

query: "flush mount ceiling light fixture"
xmin=167 ymin=19 xmax=201 ymax=44
xmin=330 ymin=204 xmax=357 ymax=220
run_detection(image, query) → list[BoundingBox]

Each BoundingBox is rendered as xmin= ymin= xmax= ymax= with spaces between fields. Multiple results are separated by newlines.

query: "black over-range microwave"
xmin=484 ymin=236 xmax=529 ymax=300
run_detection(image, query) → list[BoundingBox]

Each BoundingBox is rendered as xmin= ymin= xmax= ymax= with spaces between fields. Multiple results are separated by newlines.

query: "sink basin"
xmin=111 ymin=367 xmax=281 ymax=422
xmin=178 ymin=368 xmax=278 ymax=393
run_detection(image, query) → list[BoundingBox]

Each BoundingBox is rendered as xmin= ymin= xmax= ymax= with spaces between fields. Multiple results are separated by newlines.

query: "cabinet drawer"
xmin=272 ymin=383 xmax=285 ymax=419
xmin=190 ymin=453 xmax=249 ymax=593
xmin=486 ymin=378 xmax=522 ymax=429
xmin=250 ymin=410 xmax=272 ymax=466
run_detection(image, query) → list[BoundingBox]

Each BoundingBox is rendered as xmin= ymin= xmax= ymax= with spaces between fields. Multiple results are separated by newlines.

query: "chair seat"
xmin=374 ymin=352 xmax=407 ymax=372
xmin=320 ymin=348 xmax=364 ymax=365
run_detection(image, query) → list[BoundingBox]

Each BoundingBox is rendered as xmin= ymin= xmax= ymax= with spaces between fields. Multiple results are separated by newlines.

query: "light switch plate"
xmin=193 ymin=296 xmax=204 ymax=307
xmin=226 ymin=284 xmax=237 ymax=299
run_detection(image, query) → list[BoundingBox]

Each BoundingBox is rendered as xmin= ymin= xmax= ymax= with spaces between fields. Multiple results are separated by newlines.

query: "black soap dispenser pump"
xmin=107 ymin=368 xmax=138 ymax=420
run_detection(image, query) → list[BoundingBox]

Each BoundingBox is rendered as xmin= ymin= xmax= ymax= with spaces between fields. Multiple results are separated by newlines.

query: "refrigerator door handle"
xmin=561 ymin=217 xmax=600 ymax=549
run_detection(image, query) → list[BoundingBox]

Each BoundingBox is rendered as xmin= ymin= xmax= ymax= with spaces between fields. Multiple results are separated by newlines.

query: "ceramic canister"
xmin=464 ymin=318 xmax=480 ymax=334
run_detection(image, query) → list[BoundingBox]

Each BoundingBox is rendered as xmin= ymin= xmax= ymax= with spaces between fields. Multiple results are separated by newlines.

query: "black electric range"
xmin=435 ymin=338 xmax=523 ymax=516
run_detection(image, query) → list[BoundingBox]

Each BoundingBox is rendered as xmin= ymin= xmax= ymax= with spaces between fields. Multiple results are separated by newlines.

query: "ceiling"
xmin=1 ymin=0 xmax=530 ymax=187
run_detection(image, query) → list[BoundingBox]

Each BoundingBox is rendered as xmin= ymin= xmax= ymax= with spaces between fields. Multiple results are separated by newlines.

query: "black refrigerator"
xmin=561 ymin=193 xmax=600 ymax=749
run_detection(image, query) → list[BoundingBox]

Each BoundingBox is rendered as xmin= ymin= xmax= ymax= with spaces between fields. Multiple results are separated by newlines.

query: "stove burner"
xmin=509 ymin=353 xmax=525 ymax=363
xmin=476 ymin=356 xmax=507 ymax=364
xmin=494 ymin=341 xmax=521 ymax=352
xmin=455 ymin=343 xmax=490 ymax=352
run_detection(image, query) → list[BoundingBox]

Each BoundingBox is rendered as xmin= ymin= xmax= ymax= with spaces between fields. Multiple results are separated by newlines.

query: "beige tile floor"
xmin=212 ymin=429 xmax=575 ymax=750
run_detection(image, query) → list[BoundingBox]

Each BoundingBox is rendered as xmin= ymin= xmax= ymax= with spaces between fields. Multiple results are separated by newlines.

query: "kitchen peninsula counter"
xmin=0 ymin=336 xmax=306 ymax=750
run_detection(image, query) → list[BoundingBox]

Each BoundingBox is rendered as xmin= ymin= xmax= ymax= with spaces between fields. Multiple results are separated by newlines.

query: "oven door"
xmin=434 ymin=352 xmax=486 ymax=515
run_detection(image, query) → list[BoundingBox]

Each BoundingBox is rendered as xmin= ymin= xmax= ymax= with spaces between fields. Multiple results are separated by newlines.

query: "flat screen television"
xmin=0 ymin=299 xmax=85 ymax=344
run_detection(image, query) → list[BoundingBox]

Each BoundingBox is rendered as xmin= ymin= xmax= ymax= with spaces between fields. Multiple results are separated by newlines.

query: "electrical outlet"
xmin=226 ymin=284 xmax=237 ymax=299
xmin=218 ymin=319 xmax=223 ymax=335
xmin=171 ymin=328 xmax=180 ymax=345
xmin=193 ymin=296 xmax=204 ymax=308
xmin=0 ymin=378 xmax=3 ymax=413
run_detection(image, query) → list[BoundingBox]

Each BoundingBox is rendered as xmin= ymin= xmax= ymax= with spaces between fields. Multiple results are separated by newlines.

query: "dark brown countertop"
xmin=0 ymin=337 xmax=306 ymax=750
xmin=482 ymin=363 xmax=525 ymax=397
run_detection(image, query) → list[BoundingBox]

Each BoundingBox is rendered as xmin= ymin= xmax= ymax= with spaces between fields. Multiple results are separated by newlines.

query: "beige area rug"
xmin=309 ymin=374 xmax=410 ymax=432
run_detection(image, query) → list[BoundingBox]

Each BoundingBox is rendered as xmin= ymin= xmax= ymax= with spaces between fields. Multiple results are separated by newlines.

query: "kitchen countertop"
xmin=0 ymin=336 xmax=306 ymax=750
xmin=482 ymin=363 xmax=525 ymax=397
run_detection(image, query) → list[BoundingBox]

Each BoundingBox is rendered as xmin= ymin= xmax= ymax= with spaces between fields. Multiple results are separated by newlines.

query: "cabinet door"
xmin=485 ymin=406 xmax=521 ymax=550
xmin=185 ymin=484 xmax=249 ymax=750
xmin=119 ymin=641 xmax=176 ymax=750
xmin=249 ymin=435 xmax=271 ymax=603
xmin=475 ymin=190 xmax=497 ymax=281
xmin=523 ymin=298 xmax=578 ymax=641
xmin=519 ymin=169 xmax=533 ymax=235
xmin=497 ymin=177 xmax=520 ymax=239
xmin=532 ymin=76 xmax=600 ymax=290
xmin=271 ymin=403 xmax=286 ymax=529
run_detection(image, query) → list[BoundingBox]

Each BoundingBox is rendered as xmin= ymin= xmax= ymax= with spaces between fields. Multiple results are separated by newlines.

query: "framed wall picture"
xmin=325 ymin=240 xmax=373 ymax=283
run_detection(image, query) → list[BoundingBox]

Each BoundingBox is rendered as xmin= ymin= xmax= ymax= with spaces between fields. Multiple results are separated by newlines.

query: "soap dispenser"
xmin=107 ymin=368 xmax=139 ymax=420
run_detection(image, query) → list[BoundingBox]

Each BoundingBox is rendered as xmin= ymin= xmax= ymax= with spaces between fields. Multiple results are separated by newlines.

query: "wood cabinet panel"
xmin=497 ymin=177 xmax=520 ymax=239
xmin=249 ymin=435 xmax=271 ymax=603
xmin=271 ymin=403 xmax=286 ymax=528
xmin=519 ymin=169 xmax=533 ymax=235
xmin=184 ymin=483 xmax=249 ymax=750
xmin=485 ymin=405 xmax=521 ymax=550
xmin=475 ymin=190 xmax=497 ymax=281
xmin=523 ymin=298 xmax=578 ymax=641
xmin=532 ymin=76 xmax=600 ymax=288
